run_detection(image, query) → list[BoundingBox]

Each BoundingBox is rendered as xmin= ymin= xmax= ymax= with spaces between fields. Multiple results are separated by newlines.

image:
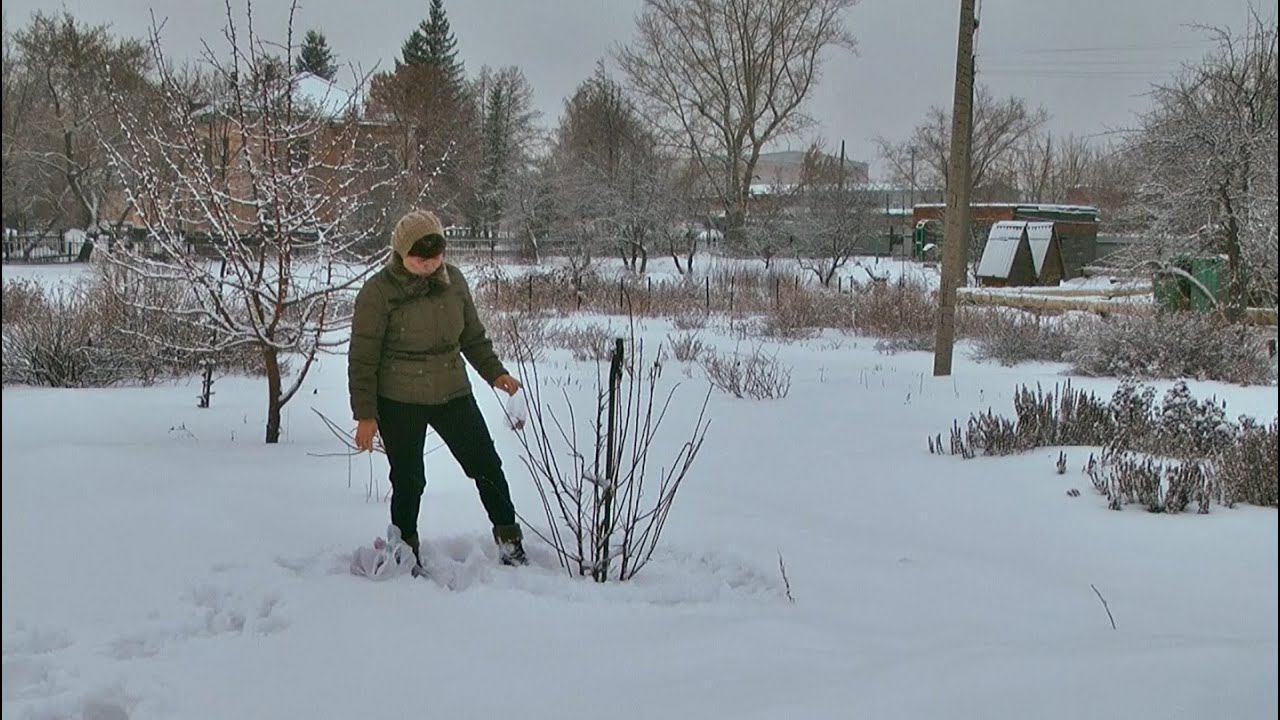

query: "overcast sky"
xmin=3 ymin=0 xmax=1268 ymax=175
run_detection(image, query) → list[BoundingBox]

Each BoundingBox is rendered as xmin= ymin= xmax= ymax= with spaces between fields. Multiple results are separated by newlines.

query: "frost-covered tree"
xmin=1129 ymin=10 xmax=1278 ymax=315
xmin=464 ymin=65 xmax=539 ymax=240
xmin=99 ymin=2 xmax=427 ymax=443
xmin=553 ymin=68 xmax=676 ymax=274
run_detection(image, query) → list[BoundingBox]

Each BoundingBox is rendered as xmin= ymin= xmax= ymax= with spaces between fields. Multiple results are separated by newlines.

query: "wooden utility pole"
xmin=932 ymin=0 xmax=979 ymax=376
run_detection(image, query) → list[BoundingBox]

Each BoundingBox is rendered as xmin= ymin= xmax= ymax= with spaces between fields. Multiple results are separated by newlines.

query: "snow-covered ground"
xmin=3 ymin=262 xmax=1276 ymax=719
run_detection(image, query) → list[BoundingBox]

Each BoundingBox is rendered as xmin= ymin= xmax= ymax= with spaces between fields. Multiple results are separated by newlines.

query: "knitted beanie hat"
xmin=391 ymin=209 xmax=445 ymax=260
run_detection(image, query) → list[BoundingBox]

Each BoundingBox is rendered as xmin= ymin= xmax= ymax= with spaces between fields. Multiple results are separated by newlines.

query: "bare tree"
xmin=617 ymin=0 xmax=857 ymax=245
xmin=98 ymin=1 xmax=424 ymax=443
xmin=553 ymin=68 xmax=676 ymax=274
xmin=501 ymin=157 xmax=557 ymax=264
xmin=876 ymin=86 xmax=1047 ymax=202
xmin=790 ymin=142 xmax=877 ymax=286
xmin=1129 ymin=10 xmax=1278 ymax=315
xmin=4 ymin=11 xmax=152 ymax=245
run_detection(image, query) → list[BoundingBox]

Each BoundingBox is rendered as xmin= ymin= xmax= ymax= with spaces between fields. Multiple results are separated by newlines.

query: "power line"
xmin=987 ymin=41 xmax=1216 ymax=55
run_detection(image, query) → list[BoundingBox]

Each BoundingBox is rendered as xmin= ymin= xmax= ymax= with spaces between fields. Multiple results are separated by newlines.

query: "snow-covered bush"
xmin=1065 ymin=311 xmax=1275 ymax=385
xmin=935 ymin=380 xmax=1278 ymax=511
xmin=847 ymin=277 xmax=939 ymax=352
xmin=671 ymin=311 xmax=709 ymax=330
xmin=492 ymin=312 xmax=553 ymax=365
xmin=971 ymin=310 xmax=1095 ymax=366
xmin=1217 ymin=417 xmax=1279 ymax=507
xmin=1 ymin=279 xmax=45 ymax=324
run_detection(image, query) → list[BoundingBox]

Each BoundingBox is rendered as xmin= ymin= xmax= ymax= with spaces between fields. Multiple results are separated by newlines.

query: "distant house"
xmin=913 ymin=203 xmax=1098 ymax=279
xmin=977 ymin=221 xmax=1066 ymax=287
xmin=99 ymin=72 xmax=405 ymax=248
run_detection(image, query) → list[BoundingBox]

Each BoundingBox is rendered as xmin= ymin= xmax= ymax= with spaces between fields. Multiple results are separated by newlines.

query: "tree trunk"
xmin=1220 ymin=186 xmax=1247 ymax=323
xmin=264 ymin=346 xmax=283 ymax=443
xmin=725 ymin=206 xmax=746 ymax=249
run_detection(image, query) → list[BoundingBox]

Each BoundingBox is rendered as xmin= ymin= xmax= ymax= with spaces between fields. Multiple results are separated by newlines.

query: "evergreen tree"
xmin=295 ymin=29 xmax=337 ymax=79
xmin=424 ymin=0 xmax=463 ymax=87
xmin=400 ymin=25 xmax=430 ymax=67
xmin=400 ymin=0 xmax=463 ymax=93
xmin=480 ymin=80 xmax=512 ymax=235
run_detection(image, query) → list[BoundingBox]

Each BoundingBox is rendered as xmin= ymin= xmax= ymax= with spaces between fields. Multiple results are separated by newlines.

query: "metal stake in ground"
xmin=598 ymin=338 xmax=625 ymax=582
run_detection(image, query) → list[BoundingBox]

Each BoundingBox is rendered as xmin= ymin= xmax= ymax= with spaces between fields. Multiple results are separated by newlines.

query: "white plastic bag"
xmin=350 ymin=525 xmax=417 ymax=581
xmin=504 ymin=390 xmax=528 ymax=431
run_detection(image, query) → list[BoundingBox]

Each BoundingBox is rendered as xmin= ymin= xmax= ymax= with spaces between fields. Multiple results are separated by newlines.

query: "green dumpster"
xmin=1190 ymin=255 xmax=1226 ymax=311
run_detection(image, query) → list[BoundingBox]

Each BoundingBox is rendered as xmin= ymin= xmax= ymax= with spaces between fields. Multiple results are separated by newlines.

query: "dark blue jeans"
xmin=376 ymin=393 xmax=516 ymax=544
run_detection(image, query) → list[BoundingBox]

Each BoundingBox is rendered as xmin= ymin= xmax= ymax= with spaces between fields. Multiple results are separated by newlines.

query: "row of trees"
xmin=2 ymin=0 xmax=869 ymax=276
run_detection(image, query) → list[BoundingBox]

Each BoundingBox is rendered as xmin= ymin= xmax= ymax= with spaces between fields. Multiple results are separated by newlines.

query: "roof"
xmin=977 ymin=221 xmax=1028 ymax=279
xmin=914 ymin=202 xmax=1099 ymax=216
xmin=291 ymin=72 xmax=360 ymax=118
xmin=193 ymin=72 xmax=359 ymax=120
xmin=1025 ymin=222 xmax=1056 ymax=275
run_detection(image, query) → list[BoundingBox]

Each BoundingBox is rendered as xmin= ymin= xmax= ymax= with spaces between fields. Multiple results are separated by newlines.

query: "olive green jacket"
xmin=348 ymin=256 xmax=506 ymax=420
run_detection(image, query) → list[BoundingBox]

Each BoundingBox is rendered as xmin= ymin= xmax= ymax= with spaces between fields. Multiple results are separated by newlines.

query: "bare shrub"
xmin=1065 ymin=311 xmax=1275 ymax=385
xmin=850 ymin=277 xmax=937 ymax=351
xmin=2 ymin=273 xmax=264 ymax=387
xmin=668 ymin=331 xmax=707 ymax=363
xmin=763 ymin=285 xmax=854 ymax=339
xmin=2 ymin=283 xmax=106 ymax=387
xmin=1 ymin=279 xmax=46 ymax=324
xmin=701 ymin=344 xmax=792 ymax=400
xmin=491 ymin=312 xmax=553 ymax=365
xmin=507 ymin=324 xmax=712 ymax=582
xmin=550 ymin=323 xmax=614 ymax=361
xmin=672 ymin=311 xmax=709 ymax=330
xmin=474 ymin=267 xmax=592 ymax=316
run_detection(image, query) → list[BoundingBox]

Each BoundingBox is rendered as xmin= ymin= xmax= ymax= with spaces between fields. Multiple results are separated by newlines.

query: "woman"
xmin=348 ymin=209 xmax=526 ymax=569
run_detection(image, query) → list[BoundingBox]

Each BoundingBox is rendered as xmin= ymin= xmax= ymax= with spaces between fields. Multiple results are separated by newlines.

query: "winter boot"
xmin=493 ymin=524 xmax=528 ymax=566
xmin=403 ymin=534 xmax=427 ymax=577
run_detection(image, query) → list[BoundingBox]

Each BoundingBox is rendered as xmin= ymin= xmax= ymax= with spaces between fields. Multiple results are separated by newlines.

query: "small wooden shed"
xmin=1026 ymin=222 xmax=1066 ymax=286
xmin=977 ymin=222 xmax=1036 ymax=287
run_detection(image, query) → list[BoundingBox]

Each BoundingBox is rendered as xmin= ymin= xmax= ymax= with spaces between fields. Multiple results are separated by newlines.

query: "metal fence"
xmin=2 ymin=233 xmax=92 ymax=264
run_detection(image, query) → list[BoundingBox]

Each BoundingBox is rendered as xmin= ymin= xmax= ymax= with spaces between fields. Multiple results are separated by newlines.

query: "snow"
xmin=290 ymin=72 xmax=359 ymax=119
xmin=2 ymin=262 xmax=1276 ymax=719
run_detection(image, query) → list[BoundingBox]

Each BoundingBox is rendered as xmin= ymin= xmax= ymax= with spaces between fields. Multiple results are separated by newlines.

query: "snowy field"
xmin=3 ymin=261 xmax=1276 ymax=719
